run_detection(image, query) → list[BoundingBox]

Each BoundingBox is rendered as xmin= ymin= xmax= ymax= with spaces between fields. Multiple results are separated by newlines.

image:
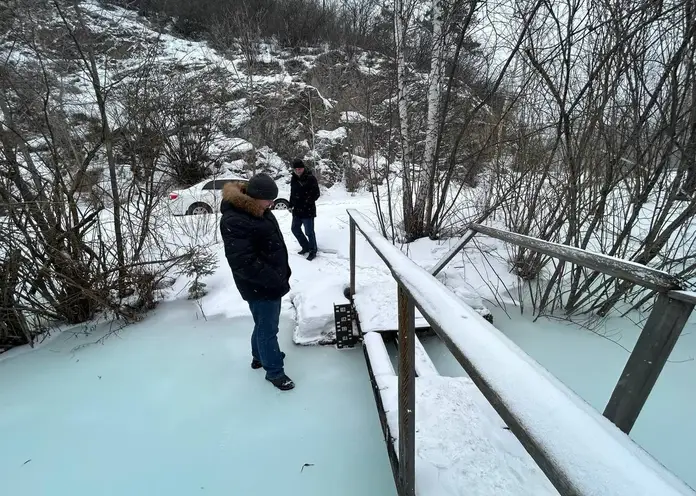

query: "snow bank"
xmin=339 ymin=111 xmax=369 ymax=124
xmin=223 ymin=159 xmax=248 ymax=173
xmin=316 ymin=127 xmax=347 ymax=142
xmin=228 ymin=137 xmax=254 ymax=153
xmin=354 ymin=280 xmax=429 ymax=332
xmin=256 ymin=147 xmax=289 ymax=178
xmin=291 ymin=282 xmax=350 ymax=345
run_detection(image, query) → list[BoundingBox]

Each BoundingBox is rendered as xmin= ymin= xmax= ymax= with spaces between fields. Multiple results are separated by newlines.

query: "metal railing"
xmin=434 ymin=223 xmax=694 ymax=435
xmin=347 ymin=209 xmax=694 ymax=496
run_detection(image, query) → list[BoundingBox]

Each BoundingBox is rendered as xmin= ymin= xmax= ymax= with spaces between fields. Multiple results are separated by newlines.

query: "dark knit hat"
xmin=292 ymin=159 xmax=305 ymax=169
xmin=246 ymin=173 xmax=278 ymax=201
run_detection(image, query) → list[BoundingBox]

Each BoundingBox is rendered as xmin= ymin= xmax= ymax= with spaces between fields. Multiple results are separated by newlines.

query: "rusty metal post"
xmin=604 ymin=293 xmax=694 ymax=433
xmin=397 ymin=284 xmax=416 ymax=496
xmin=430 ymin=228 xmax=476 ymax=276
xmin=350 ymin=217 xmax=356 ymax=297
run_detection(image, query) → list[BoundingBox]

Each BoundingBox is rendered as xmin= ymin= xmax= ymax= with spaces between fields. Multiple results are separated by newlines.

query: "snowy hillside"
xmin=0 ymin=0 xmax=399 ymax=188
xmin=0 ymin=0 xmax=502 ymax=348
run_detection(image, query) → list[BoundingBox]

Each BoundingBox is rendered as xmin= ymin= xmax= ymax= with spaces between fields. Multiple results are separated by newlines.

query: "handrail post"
xmin=350 ymin=217 xmax=356 ymax=297
xmin=604 ymin=293 xmax=694 ymax=433
xmin=397 ymin=284 xmax=416 ymax=496
xmin=431 ymin=228 xmax=476 ymax=276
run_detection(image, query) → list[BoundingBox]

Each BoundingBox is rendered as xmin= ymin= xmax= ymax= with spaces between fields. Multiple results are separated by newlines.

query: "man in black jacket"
xmin=219 ymin=174 xmax=294 ymax=391
xmin=289 ymin=159 xmax=321 ymax=261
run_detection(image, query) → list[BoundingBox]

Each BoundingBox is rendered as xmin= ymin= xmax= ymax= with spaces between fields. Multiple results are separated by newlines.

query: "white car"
xmin=167 ymin=176 xmax=291 ymax=215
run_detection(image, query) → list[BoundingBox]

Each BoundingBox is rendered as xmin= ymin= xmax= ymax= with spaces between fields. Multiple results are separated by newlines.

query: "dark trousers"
xmin=248 ymin=299 xmax=284 ymax=380
xmin=291 ymin=216 xmax=317 ymax=253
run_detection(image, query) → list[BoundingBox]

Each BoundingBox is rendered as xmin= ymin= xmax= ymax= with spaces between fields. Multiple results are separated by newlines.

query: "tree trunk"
xmin=414 ymin=0 xmax=445 ymax=239
xmin=393 ymin=0 xmax=415 ymax=238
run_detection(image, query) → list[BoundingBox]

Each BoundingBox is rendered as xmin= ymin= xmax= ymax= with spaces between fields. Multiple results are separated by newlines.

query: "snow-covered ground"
xmin=1 ymin=185 xmax=694 ymax=494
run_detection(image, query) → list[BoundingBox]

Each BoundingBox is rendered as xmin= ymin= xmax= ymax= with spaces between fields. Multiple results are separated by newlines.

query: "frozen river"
xmin=0 ymin=303 xmax=397 ymax=496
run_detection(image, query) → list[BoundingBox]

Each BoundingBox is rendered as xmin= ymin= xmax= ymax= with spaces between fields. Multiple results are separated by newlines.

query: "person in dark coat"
xmin=219 ymin=174 xmax=294 ymax=391
xmin=289 ymin=159 xmax=321 ymax=261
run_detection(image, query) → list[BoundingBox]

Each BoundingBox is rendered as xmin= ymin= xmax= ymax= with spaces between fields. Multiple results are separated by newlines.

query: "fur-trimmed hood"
xmin=219 ymin=180 xmax=291 ymax=302
xmin=221 ymin=181 xmax=266 ymax=218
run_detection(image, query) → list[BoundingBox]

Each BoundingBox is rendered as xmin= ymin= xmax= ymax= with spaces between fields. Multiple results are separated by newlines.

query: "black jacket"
xmin=219 ymin=182 xmax=291 ymax=301
xmin=290 ymin=171 xmax=320 ymax=218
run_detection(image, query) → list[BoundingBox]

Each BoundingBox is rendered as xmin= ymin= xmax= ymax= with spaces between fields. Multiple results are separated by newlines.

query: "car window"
xmin=202 ymin=179 xmax=247 ymax=190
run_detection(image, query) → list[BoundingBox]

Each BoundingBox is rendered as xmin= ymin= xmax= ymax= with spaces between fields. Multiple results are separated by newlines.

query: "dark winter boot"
xmin=307 ymin=251 xmax=317 ymax=261
xmin=298 ymin=249 xmax=309 ymax=255
xmin=267 ymin=374 xmax=295 ymax=391
xmin=251 ymin=352 xmax=285 ymax=370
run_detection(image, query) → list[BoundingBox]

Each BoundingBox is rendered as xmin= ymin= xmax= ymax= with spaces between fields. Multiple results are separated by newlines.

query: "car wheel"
xmin=272 ymin=199 xmax=290 ymax=211
xmin=187 ymin=203 xmax=213 ymax=215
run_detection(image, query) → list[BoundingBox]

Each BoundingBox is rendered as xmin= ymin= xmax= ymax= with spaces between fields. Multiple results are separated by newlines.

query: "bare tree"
xmin=0 ymin=1 xmax=205 ymax=350
xmin=484 ymin=0 xmax=696 ymax=319
xmin=386 ymin=0 xmax=546 ymax=240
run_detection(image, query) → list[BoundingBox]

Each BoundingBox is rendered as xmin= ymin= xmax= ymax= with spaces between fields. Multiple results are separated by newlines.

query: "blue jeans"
xmin=291 ymin=216 xmax=317 ymax=253
xmin=248 ymin=299 xmax=284 ymax=380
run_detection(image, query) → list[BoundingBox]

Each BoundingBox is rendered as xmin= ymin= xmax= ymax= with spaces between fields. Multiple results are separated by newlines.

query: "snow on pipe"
xmin=413 ymin=336 xmax=439 ymax=377
xmin=347 ymin=208 xmax=695 ymax=496
xmin=364 ymin=332 xmax=396 ymax=377
xmin=391 ymin=333 xmax=440 ymax=377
